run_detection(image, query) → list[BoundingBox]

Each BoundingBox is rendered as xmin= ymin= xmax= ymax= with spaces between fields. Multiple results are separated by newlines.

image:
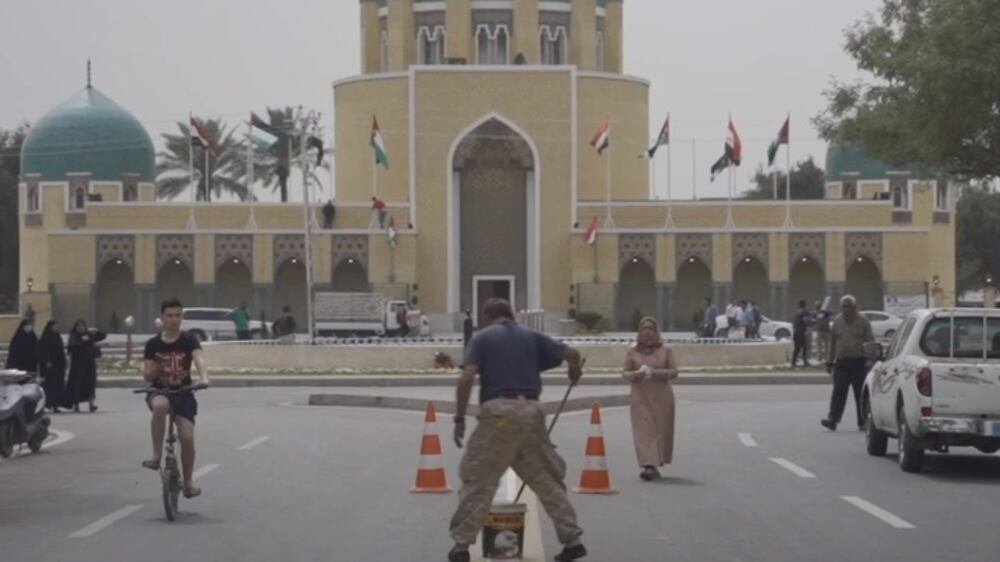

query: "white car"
xmin=181 ymin=308 xmax=272 ymax=342
xmin=862 ymin=308 xmax=1000 ymax=473
xmin=714 ymin=314 xmax=793 ymax=340
xmin=862 ymin=310 xmax=904 ymax=339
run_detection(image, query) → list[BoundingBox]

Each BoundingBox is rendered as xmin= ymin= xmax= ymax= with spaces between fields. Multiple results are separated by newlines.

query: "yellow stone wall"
xmin=577 ymin=75 xmax=650 ymax=201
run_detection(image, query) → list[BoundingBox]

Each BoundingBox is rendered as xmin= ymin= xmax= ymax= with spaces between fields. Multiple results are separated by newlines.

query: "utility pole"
xmin=294 ymin=106 xmax=322 ymax=341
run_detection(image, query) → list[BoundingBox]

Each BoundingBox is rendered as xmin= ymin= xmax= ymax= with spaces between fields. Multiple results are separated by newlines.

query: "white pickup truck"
xmin=862 ymin=308 xmax=1000 ymax=472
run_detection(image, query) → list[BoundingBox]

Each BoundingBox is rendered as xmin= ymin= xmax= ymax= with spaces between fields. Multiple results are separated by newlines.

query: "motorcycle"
xmin=0 ymin=370 xmax=51 ymax=458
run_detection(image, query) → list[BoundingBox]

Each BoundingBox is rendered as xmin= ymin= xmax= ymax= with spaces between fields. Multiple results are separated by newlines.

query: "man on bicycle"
xmin=141 ymin=298 xmax=210 ymax=498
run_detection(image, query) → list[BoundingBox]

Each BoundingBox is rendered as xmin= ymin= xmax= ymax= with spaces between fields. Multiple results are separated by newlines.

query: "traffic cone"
xmin=410 ymin=401 xmax=453 ymax=494
xmin=573 ymin=402 xmax=619 ymax=494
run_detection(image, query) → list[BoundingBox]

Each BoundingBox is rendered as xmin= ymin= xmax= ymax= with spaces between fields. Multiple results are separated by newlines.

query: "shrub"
xmin=575 ymin=311 xmax=603 ymax=332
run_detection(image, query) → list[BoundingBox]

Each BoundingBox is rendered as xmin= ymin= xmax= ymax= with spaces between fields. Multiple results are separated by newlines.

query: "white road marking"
xmin=238 ymin=436 xmax=271 ymax=451
xmin=192 ymin=463 xmax=221 ymax=480
xmin=769 ymin=458 xmax=816 ymax=479
xmin=841 ymin=496 xmax=916 ymax=529
xmin=10 ymin=429 xmax=75 ymax=459
xmin=738 ymin=433 xmax=758 ymax=447
xmin=68 ymin=505 xmax=144 ymax=539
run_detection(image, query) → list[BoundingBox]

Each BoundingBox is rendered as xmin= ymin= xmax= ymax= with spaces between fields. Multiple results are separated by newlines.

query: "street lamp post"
xmin=124 ymin=315 xmax=135 ymax=364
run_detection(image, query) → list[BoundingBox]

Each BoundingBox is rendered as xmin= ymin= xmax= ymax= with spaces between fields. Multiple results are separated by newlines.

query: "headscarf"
xmin=633 ymin=316 xmax=663 ymax=355
xmin=6 ymin=319 xmax=39 ymax=371
xmin=39 ymin=320 xmax=65 ymax=357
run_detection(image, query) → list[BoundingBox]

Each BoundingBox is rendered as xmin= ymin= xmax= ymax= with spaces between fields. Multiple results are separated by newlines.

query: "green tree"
xmin=743 ymin=157 xmax=826 ymax=200
xmin=814 ymin=0 xmax=1000 ymax=180
xmin=0 ymin=124 xmax=29 ymax=311
xmin=956 ymin=187 xmax=1000 ymax=293
xmin=155 ymin=119 xmax=248 ymax=201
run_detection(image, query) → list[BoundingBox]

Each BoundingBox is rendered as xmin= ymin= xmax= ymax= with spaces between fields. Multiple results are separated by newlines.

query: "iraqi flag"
xmin=647 ymin=116 xmax=670 ymax=158
xmin=583 ymin=216 xmax=599 ymax=246
xmin=709 ymin=120 xmax=742 ymax=182
xmin=590 ymin=120 xmax=610 ymax=155
xmin=371 ymin=116 xmax=389 ymax=169
xmin=387 ymin=215 xmax=398 ymax=247
xmin=767 ymin=117 xmax=789 ymax=167
xmin=249 ymin=112 xmax=279 ymax=150
xmin=190 ymin=116 xmax=221 ymax=158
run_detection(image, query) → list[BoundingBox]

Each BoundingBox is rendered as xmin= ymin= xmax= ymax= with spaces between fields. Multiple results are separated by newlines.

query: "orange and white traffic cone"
xmin=410 ymin=401 xmax=453 ymax=494
xmin=573 ymin=402 xmax=619 ymax=494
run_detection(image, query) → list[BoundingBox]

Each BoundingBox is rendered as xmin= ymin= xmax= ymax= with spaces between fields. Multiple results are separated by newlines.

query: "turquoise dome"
xmin=825 ymin=142 xmax=936 ymax=181
xmin=21 ymin=87 xmax=155 ymax=182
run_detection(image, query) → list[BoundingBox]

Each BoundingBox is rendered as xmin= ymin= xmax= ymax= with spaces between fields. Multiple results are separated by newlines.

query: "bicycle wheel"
xmin=161 ymin=467 xmax=179 ymax=521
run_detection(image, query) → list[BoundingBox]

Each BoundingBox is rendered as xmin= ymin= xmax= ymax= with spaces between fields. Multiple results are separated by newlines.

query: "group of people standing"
xmin=5 ymin=318 xmax=106 ymax=413
xmin=700 ymin=298 xmax=763 ymax=338
xmin=791 ymin=300 xmax=834 ymax=368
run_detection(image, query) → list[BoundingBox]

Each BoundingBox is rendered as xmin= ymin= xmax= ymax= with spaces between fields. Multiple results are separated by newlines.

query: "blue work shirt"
xmin=463 ymin=321 xmax=567 ymax=404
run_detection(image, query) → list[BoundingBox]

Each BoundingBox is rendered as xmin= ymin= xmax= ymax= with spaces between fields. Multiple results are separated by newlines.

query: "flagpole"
xmin=605 ymin=133 xmax=612 ymax=227
xmin=247 ymin=127 xmax=255 ymax=203
xmin=692 ymin=139 xmax=697 ymax=200
xmin=650 ymin=156 xmax=656 ymax=200
xmin=189 ymin=122 xmax=195 ymax=204
xmin=204 ymin=150 xmax=210 ymax=203
xmin=773 ymin=168 xmax=778 ymax=200
xmin=666 ymin=135 xmax=672 ymax=201
xmin=785 ymin=111 xmax=793 ymax=228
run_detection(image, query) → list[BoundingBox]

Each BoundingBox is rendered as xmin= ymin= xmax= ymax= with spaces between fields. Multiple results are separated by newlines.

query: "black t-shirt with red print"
xmin=144 ymin=331 xmax=201 ymax=388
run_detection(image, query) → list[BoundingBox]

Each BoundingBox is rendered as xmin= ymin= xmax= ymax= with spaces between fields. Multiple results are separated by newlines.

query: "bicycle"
xmin=134 ymin=383 xmax=206 ymax=521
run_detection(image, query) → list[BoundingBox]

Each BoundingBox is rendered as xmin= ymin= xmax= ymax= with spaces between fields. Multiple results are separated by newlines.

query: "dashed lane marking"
xmin=68 ymin=505 xmax=144 ymax=539
xmin=192 ymin=463 xmax=221 ymax=480
xmin=769 ymin=458 xmax=816 ymax=479
xmin=738 ymin=433 xmax=758 ymax=447
xmin=841 ymin=496 xmax=916 ymax=529
xmin=238 ymin=436 xmax=271 ymax=451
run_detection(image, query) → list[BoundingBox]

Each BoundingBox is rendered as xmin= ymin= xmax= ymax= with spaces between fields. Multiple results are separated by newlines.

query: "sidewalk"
xmin=98 ymin=369 xmax=829 ymax=389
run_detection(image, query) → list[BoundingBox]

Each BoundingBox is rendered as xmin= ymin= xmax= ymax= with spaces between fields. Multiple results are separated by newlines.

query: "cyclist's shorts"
xmin=146 ymin=390 xmax=198 ymax=424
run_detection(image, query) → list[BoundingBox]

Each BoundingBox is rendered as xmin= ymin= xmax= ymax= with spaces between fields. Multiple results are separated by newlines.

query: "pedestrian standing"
xmin=448 ymin=298 xmax=587 ymax=562
xmin=322 ymin=199 xmax=336 ymax=229
xmin=622 ymin=317 xmax=678 ymax=481
xmin=273 ymin=306 xmax=297 ymax=344
xmin=63 ymin=320 xmax=106 ymax=413
xmin=725 ymin=299 xmax=739 ymax=336
xmin=462 ymin=309 xmax=474 ymax=349
xmin=750 ymin=301 xmax=763 ymax=339
xmin=371 ymin=196 xmax=387 ymax=228
xmin=702 ymin=297 xmax=718 ymax=338
xmin=791 ymin=300 xmax=813 ymax=367
xmin=812 ymin=301 xmax=831 ymax=363
xmin=38 ymin=320 xmax=67 ymax=413
xmin=6 ymin=319 xmax=38 ymax=372
xmin=821 ymin=295 xmax=874 ymax=431
xmin=396 ymin=304 xmax=410 ymax=338
xmin=740 ymin=301 xmax=754 ymax=339
xmin=232 ymin=302 xmax=251 ymax=340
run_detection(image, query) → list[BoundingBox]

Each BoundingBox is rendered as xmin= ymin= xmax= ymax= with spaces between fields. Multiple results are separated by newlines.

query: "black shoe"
xmin=554 ymin=543 xmax=588 ymax=561
xmin=820 ymin=418 xmax=837 ymax=431
xmin=447 ymin=546 xmax=470 ymax=562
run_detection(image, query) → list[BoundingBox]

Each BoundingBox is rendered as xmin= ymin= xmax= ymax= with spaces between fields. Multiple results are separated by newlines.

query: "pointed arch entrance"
xmin=674 ymin=257 xmax=712 ymax=332
xmin=847 ymin=257 xmax=884 ymax=311
xmin=732 ymin=257 xmax=770 ymax=315
xmin=96 ymin=261 xmax=135 ymax=332
xmin=789 ymin=257 xmax=826 ymax=312
xmin=448 ymin=114 xmax=540 ymax=319
xmin=617 ymin=257 xmax=657 ymax=330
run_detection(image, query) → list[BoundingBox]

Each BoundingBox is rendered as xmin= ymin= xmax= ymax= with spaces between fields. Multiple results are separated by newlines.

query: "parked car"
xmin=862 ymin=308 xmax=1000 ymax=473
xmin=862 ymin=310 xmax=904 ymax=339
xmin=714 ymin=314 xmax=793 ymax=340
xmin=181 ymin=308 xmax=272 ymax=342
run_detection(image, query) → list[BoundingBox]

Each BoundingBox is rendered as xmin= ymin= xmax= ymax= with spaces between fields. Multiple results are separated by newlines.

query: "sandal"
xmin=183 ymin=485 xmax=202 ymax=498
xmin=640 ymin=466 xmax=656 ymax=481
xmin=141 ymin=459 xmax=160 ymax=470
xmin=89 ymin=404 xmax=98 ymax=413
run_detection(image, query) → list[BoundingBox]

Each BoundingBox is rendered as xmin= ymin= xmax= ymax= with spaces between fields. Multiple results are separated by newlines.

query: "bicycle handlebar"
xmin=133 ymin=383 xmax=209 ymax=395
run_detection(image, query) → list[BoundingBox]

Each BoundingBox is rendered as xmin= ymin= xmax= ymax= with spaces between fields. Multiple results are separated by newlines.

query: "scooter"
xmin=0 ymin=370 xmax=51 ymax=458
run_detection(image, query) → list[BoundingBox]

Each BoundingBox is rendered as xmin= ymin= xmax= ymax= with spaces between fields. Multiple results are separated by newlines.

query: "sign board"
xmin=313 ymin=292 xmax=385 ymax=321
xmin=884 ymin=295 xmax=927 ymax=317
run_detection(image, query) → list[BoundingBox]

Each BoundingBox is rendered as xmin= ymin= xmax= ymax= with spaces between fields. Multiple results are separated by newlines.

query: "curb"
xmin=306 ymin=394 xmax=635 ymax=414
xmin=97 ymin=373 xmax=828 ymax=389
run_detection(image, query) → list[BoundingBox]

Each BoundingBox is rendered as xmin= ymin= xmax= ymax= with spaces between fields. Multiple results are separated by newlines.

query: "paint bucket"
xmin=482 ymin=503 xmax=526 ymax=560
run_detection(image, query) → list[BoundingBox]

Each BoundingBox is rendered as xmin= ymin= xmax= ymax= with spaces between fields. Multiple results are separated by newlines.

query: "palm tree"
xmin=156 ymin=119 xmax=248 ymax=202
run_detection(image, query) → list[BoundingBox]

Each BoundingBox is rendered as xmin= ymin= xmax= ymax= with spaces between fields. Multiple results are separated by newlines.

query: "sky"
xmin=0 ymin=0 xmax=882 ymax=202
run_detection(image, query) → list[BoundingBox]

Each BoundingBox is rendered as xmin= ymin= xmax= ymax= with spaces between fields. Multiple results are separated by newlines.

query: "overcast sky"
xmin=0 ymin=0 xmax=881 ymax=201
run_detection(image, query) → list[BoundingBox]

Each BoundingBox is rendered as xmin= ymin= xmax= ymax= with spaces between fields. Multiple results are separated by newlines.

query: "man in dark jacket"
xmin=791 ymin=300 xmax=813 ymax=367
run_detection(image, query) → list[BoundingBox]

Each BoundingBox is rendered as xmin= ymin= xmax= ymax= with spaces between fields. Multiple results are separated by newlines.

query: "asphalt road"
xmin=1 ymin=385 xmax=998 ymax=562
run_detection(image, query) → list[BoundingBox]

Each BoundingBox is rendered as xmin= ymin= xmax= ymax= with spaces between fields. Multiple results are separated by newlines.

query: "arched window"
xmin=890 ymin=175 xmax=910 ymax=210
xmin=596 ymin=31 xmax=605 ymax=70
xmin=935 ymin=180 xmax=949 ymax=211
xmin=73 ymin=187 xmax=86 ymax=210
xmin=842 ymin=178 xmax=857 ymax=200
xmin=26 ymin=185 xmax=39 ymax=212
xmin=123 ymin=183 xmax=138 ymax=202
xmin=476 ymin=24 xmax=509 ymax=65
xmin=539 ymin=25 xmax=567 ymax=65
xmin=418 ymin=25 xmax=446 ymax=65
xmin=379 ymin=30 xmax=389 ymax=72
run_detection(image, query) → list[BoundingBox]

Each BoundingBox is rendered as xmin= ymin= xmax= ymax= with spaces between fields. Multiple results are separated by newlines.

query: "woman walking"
xmin=5 ymin=319 xmax=38 ymax=372
xmin=622 ymin=317 xmax=679 ymax=481
xmin=63 ymin=320 xmax=106 ymax=413
xmin=38 ymin=320 xmax=67 ymax=412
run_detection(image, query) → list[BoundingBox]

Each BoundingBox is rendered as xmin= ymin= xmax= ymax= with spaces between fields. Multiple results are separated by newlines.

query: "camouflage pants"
xmin=449 ymin=398 xmax=583 ymax=546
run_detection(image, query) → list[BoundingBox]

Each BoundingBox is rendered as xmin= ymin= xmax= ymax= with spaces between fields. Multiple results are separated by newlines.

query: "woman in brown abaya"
xmin=622 ymin=317 xmax=678 ymax=481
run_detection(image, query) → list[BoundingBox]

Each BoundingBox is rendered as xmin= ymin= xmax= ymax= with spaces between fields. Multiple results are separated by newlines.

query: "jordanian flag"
xmin=648 ymin=116 xmax=670 ymax=158
xmin=590 ymin=120 xmax=610 ymax=155
xmin=371 ymin=116 xmax=389 ymax=169
xmin=190 ymin=115 xmax=221 ymax=158
xmin=767 ymin=117 xmax=789 ymax=166
xmin=250 ymin=112 xmax=279 ymax=150
xmin=583 ymin=216 xmax=599 ymax=246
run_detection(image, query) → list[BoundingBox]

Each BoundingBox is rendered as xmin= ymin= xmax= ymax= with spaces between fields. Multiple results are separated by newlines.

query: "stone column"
xmin=770 ymin=282 xmax=789 ymax=321
xmin=827 ymin=282 xmax=846 ymax=308
xmin=657 ymin=283 xmax=675 ymax=331
xmin=570 ymin=0 xmax=597 ymax=69
xmin=388 ymin=0 xmax=415 ymax=71
xmin=136 ymin=284 xmax=157 ymax=332
xmin=513 ymin=0 xmax=540 ymax=64
xmin=604 ymin=0 xmax=624 ymax=73
xmin=359 ymin=0 xmax=381 ymax=74
xmin=254 ymin=284 xmax=273 ymax=324
xmin=195 ymin=284 xmax=215 ymax=308
xmin=446 ymin=0 xmax=473 ymax=63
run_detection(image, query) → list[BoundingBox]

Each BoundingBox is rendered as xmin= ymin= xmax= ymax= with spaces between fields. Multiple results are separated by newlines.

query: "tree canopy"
xmin=814 ymin=0 xmax=1000 ymax=181
xmin=742 ymin=157 xmax=825 ymax=200
xmin=155 ymin=119 xmax=248 ymax=201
